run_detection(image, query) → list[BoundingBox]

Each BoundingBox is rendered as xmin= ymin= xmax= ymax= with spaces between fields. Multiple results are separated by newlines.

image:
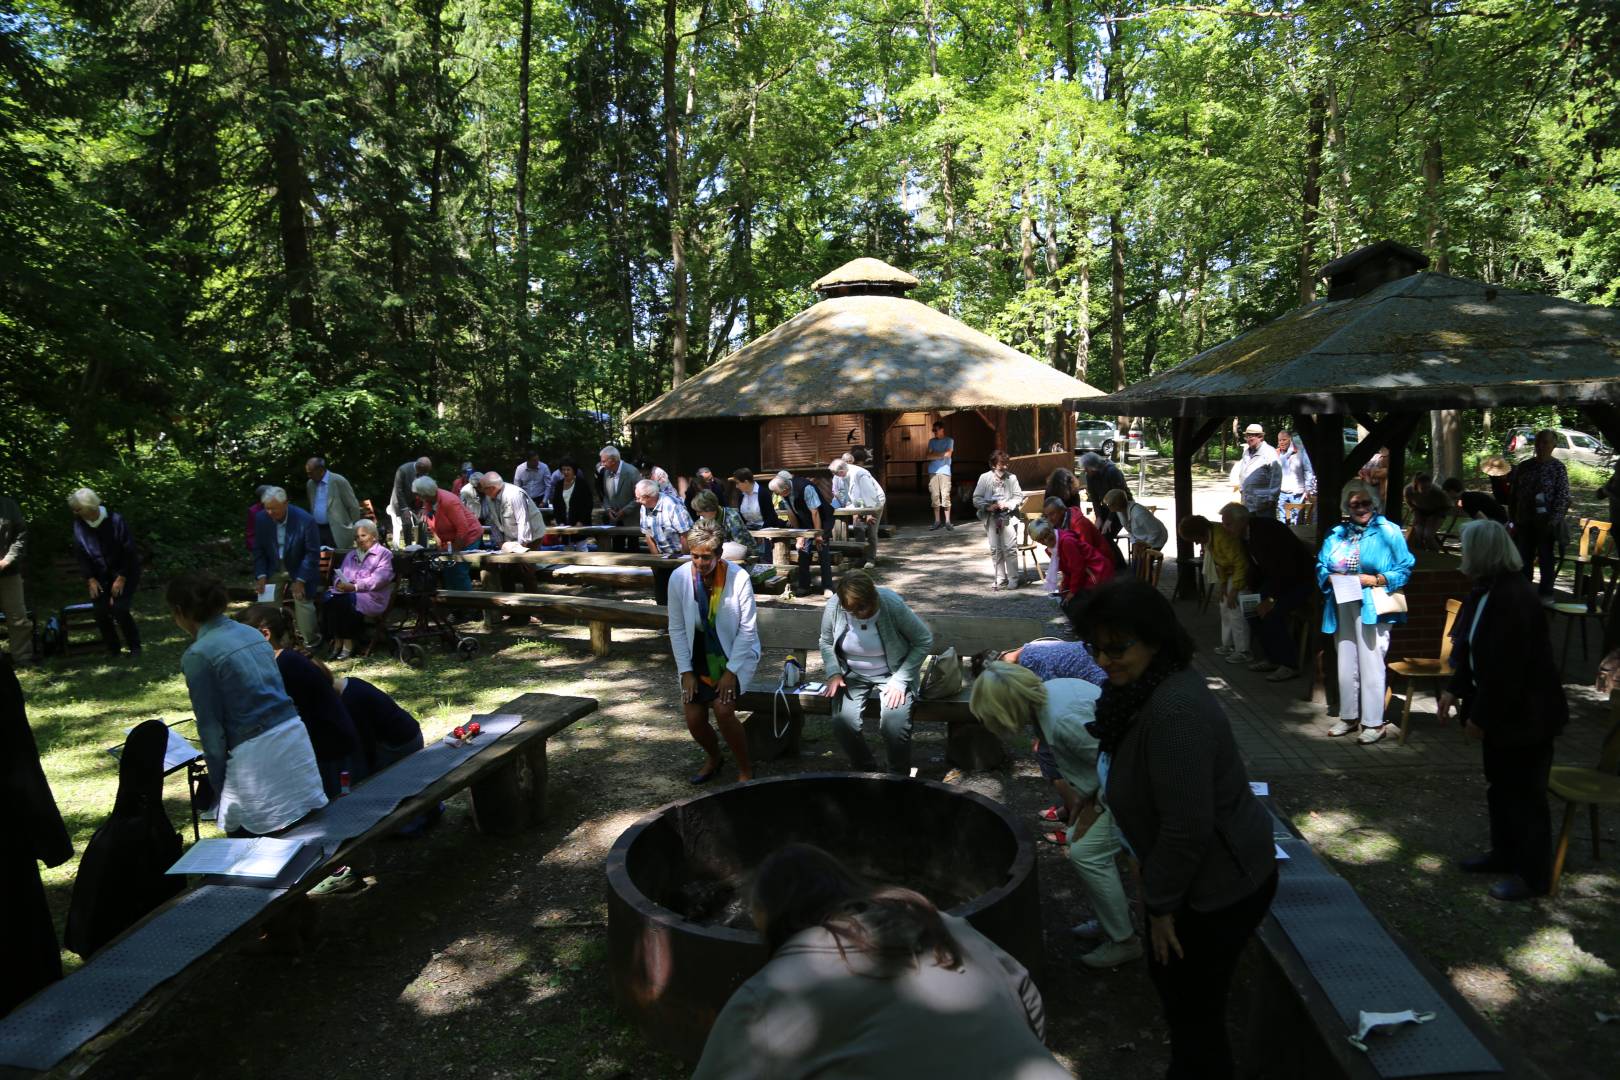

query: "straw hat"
xmin=1479 ymin=455 xmax=1512 ymax=477
xmin=1243 ymin=423 xmax=1265 ymax=436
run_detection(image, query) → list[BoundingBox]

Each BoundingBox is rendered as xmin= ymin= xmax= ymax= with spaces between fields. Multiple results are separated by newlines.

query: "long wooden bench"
xmin=436 ymin=590 xmax=667 ymax=656
xmin=735 ymin=608 xmax=1048 ymax=771
xmin=0 ymin=692 xmax=597 ymax=1078
xmin=457 ymin=549 xmax=692 ymax=603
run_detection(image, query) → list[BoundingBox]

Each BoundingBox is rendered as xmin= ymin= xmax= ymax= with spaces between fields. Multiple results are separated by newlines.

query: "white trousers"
xmin=1218 ymin=597 xmax=1250 ymax=654
xmin=1333 ymin=601 xmax=1390 ymax=727
xmin=984 ymin=516 xmax=1021 ymax=586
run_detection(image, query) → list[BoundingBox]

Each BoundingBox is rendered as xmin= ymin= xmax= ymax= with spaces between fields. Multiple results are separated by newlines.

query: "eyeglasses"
xmin=1086 ymin=638 xmax=1139 ymax=659
xmin=1347 ymin=500 xmax=1374 ymax=510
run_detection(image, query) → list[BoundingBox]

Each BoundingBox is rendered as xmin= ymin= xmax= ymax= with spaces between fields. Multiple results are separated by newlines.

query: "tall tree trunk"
xmin=1042 ymin=194 xmax=1069 ymax=374
xmin=1075 ymin=237 xmax=1091 ymax=382
xmin=1423 ymin=130 xmax=1459 ymax=480
xmin=923 ymin=0 xmax=954 ymax=245
xmin=1300 ymin=91 xmax=1325 ymax=304
xmin=513 ymin=0 xmax=534 ymax=445
xmin=663 ymin=0 xmax=688 ymax=385
xmin=385 ymin=74 xmax=410 ymax=345
xmin=264 ymin=22 xmax=317 ymax=365
xmin=1109 ymin=211 xmax=1126 ymax=393
xmin=1325 ymin=77 xmax=1352 ymax=253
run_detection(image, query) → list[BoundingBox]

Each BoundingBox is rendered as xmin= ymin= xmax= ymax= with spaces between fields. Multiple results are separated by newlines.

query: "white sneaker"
xmin=1328 ymin=719 xmax=1356 ymax=737
xmin=1357 ymin=724 xmax=1387 ymax=745
xmin=1077 ymin=936 xmax=1144 ymax=970
xmin=1224 ymin=651 xmax=1253 ymax=665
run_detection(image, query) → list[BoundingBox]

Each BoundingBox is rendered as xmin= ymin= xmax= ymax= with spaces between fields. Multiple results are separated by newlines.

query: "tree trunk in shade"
xmin=265 ymin=24 xmax=317 ymax=366
xmin=663 ymin=0 xmax=688 ymax=385
xmin=513 ymin=0 xmax=534 ymax=445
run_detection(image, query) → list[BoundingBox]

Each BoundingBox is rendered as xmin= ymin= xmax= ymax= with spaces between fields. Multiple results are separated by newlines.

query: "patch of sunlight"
xmin=1323 ymin=829 xmax=1402 ymax=865
xmin=403 ymin=937 xmax=531 ymax=1016
xmin=1412 ymin=853 xmax=1445 ymax=874
xmin=1505 ymin=926 xmax=1616 ymax=985
xmin=570 ymin=810 xmax=649 ymax=853
xmin=1448 ymin=964 xmax=1518 ymax=1011
xmin=1297 ymin=809 xmax=1360 ymax=841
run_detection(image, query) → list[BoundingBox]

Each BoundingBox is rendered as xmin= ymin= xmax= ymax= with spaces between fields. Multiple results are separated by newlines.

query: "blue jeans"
xmin=831 ymin=673 xmax=913 ymax=773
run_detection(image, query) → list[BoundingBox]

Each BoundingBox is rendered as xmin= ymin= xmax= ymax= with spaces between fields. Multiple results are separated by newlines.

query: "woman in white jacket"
xmin=667 ymin=519 xmax=762 ymax=784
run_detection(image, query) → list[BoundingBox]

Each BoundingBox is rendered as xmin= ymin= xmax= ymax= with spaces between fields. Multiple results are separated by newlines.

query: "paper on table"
xmin=1250 ymin=781 xmax=1270 ymax=796
xmin=129 ymin=725 xmax=202 ymax=771
xmin=1329 ymin=573 xmax=1365 ymax=605
xmin=1275 ymin=844 xmax=1291 ymax=860
xmin=257 ymin=584 xmax=276 ymax=602
xmin=167 ymin=837 xmax=304 ymax=879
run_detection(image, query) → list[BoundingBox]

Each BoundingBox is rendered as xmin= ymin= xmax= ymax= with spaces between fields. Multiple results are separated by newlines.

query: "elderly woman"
xmin=1078 ymin=452 xmax=1127 ymax=533
xmin=319 ymin=519 xmax=393 ymax=661
xmin=167 ymin=573 xmax=326 ymax=835
xmin=729 ymin=467 xmax=781 ymax=531
xmin=413 ymin=476 xmax=482 ymax=553
xmin=689 ymin=489 xmax=757 ymax=563
xmin=1044 ymin=497 xmax=1112 ymax=616
xmin=68 ymin=487 xmax=143 ymax=658
xmin=693 ymin=844 xmax=1067 ymax=1080
xmin=1317 ymin=479 xmax=1415 ymax=744
xmin=1437 ymin=521 xmax=1568 ymax=901
xmin=1179 ymin=512 xmax=1251 ymax=665
xmin=1103 ymin=487 xmax=1168 ymax=554
xmin=667 ymin=520 xmax=760 ymax=784
xmin=819 ymin=570 xmax=932 ymax=774
xmin=971 ymin=661 xmax=1141 ymax=970
xmin=1072 ymin=580 xmax=1275 ymax=1078
xmin=972 ymin=450 xmax=1026 ymax=591
xmin=549 ymin=458 xmax=593 ymax=528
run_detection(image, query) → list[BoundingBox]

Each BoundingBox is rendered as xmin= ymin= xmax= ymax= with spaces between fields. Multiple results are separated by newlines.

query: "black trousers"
xmin=796 ymin=536 xmax=833 ymax=593
xmin=1247 ymin=581 xmax=1311 ymax=668
xmin=91 ymin=581 xmax=140 ymax=653
xmin=1482 ymin=737 xmax=1554 ymax=892
xmin=1516 ymin=519 xmax=1557 ymax=596
xmin=1147 ymin=870 xmax=1278 ymax=1080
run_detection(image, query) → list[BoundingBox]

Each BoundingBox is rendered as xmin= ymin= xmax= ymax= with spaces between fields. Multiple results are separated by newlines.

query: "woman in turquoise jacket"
xmin=1316 ymin=479 xmax=1415 ymax=744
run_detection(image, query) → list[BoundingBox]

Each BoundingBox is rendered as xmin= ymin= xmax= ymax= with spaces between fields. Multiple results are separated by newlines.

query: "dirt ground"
xmin=51 ymin=480 xmax=1620 ymax=1079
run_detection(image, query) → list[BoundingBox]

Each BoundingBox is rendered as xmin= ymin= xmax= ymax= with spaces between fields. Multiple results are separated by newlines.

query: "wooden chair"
xmin=1564 ymin=518 xmax=1613 ymax=602
xmin=1549 ymin=691 xmax=1620 ymax=897
xmin=1549 ymin=557 xmax=1619 ymax=675
xmin=1015 ymin=506 xmax=1046 ymax=579
xmin=1132 ymin=547 xmax=1164 ymax=587
xmin=1278 ymin=499 xmax=1316 ymax=526
xmin=1383 ymin=598 xmax=1463 ymax=745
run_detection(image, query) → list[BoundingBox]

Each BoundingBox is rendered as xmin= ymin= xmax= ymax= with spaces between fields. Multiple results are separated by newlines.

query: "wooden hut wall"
xmin=634 ymin=419 xmax=761 ymax=479
xmin=881 ymin=411 xmax=934 ymax=494
xmin=760 ymin=414 xmax=867 ymax=472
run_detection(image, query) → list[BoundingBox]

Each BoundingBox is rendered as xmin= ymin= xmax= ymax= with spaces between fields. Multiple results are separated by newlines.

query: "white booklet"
xmin=167 ymin=837 xmax=305 ymax=880
xmin=1329 ymin=573 xmax=1365 ymax=605
xmin=257 ymin=583 xmax=276 ymax=602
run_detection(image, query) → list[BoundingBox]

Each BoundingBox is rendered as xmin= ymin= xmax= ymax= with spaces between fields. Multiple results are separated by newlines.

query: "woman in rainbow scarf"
xmin=667 ymin=519 xmax=762 ymax=784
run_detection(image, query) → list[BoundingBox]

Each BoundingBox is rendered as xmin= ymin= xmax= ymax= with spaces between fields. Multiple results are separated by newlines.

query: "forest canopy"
xmin=3 ymin=0 xmax=1618 ymax=562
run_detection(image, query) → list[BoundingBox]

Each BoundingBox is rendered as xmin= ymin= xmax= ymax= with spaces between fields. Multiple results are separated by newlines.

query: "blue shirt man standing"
xmin=926 ymin=420 xmax=955 ymax=531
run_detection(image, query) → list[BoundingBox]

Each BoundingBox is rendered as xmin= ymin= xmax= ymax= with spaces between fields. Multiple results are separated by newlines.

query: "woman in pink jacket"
xmin=320 ymin=519 xmax=394 ymax=660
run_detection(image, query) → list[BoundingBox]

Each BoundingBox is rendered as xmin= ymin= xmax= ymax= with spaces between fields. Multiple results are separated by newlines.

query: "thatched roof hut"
xmin=630 ymin=258 xmax=1102 ymax=496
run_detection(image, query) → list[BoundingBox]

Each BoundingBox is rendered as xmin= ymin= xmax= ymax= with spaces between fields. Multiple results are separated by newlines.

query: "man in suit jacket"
xmin=305 ymin=457 xmax=362 ymax=551
xmin=595 ymin=446 xmax=641 ymax=552
xmin=389 ymin=456 xmax=432 ymax=547
xmin=253 ymin=487 xmax=323 ymax=646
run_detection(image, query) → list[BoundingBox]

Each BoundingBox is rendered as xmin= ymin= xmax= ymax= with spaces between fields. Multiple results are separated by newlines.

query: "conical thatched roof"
xmin=628 ymin=259 xmax=1102 ymax=424
xmin=1077 ymin=269 xmax=1620 ymax=417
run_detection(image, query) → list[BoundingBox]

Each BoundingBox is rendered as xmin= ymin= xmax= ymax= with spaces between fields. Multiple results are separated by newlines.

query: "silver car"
xmin=1074 ymin=418 xmax=1120 ymax=458
xmin=1509 ymin=427 xmax=1612 ymax=468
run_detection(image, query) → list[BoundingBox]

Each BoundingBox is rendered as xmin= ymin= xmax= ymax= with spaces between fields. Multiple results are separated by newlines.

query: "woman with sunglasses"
xmin=1316 ymin=479 xmax=1415 ymax=745
xmin=1072 ymin=580 xmax=1275 ymax=1079
xmin=667 ymin=520 xmax=761 ymax=784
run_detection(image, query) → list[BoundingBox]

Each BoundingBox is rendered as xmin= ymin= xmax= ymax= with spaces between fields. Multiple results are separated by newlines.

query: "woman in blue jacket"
xmin=1317 ymin=479 xmax=1415 ymax=744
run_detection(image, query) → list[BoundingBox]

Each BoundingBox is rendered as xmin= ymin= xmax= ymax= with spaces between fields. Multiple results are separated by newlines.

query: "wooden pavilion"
xmin=629 ymin=258 xmax=1103 ymax=497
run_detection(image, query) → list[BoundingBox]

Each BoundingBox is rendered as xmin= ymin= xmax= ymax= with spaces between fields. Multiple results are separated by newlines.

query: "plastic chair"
xmin=1382 ymin=599 xmax=1463 ymax=745
xmin=1549 ymin=691 xmax=1620 ymax=896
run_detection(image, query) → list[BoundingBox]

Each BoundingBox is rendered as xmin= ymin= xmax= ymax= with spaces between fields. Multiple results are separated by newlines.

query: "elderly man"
xmin=514 ymin=450 xmax=552 ymax=504
xmin=476 ymin=471 xmax=546 ymax=610
xmin=769 ymin=470 xmax=835 ymax=596
xmin=1230 ymin=423 xmax=1282 ymax=519
xmin=252 ymin=486 xmax=322 ymax=647
xmin=684 ymin=466 xmax=724 ymax=515
xmin=1275 ymin=430 xmax=1314 ymax=522
xmin=1222 ymin=503 xmax=1313 ymax=681
xmin=595 ymin=445 xmax=642 ymax=552
xmin=1513 ymin=429 xmax=1571 ymax=603
xmin=305 ymin=457 xmax=362 ymax=551
xmin=637 ymin=478 xmax=692 ymax=557
xmin=389 ymin=455 xmax=432 ymax=547
xmin=0 ymin=492 xmax=34 ymax=666
xmin=829 ymin=457 xmax=885 ymax=568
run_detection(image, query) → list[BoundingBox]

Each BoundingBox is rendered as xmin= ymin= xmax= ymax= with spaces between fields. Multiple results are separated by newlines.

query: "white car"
xmin=1508 ymin=427 xmax=1612 ymax=468
xmin=1074 ymin=418 xmax=1120 ymax=458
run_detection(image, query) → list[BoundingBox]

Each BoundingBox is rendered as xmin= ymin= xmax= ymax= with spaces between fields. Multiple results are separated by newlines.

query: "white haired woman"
xmin=689 ymin=489 xmax=754 ymax=563
xmin=319 ymin=519 xmax=394 ymax=661
xmin=1316 ymin=479 xmax=1414 ymax=744
xmin=1102 ymin=488 xmax=1168 ymax=555
xmin=1437 ymin=520 xmax=1567 ymax=901
xmin=667 ymin=519 xmax=760 ymax=783
xmin=68 ymin=487 xmax=143 ymax=657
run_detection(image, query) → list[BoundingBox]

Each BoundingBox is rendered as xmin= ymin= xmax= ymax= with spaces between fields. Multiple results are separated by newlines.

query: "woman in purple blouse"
xmin=320 ymin=518 xmax=393 ymax=660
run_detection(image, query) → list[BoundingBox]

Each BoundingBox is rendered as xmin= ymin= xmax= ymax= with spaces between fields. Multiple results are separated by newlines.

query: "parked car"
xmin=1074 ymin=418 xmax=1120 ymax=457
xmin=1343 ymin=428 xmax=1361 ymax=452
xmin=1508 ymin=426 xmax=1612 ymax=467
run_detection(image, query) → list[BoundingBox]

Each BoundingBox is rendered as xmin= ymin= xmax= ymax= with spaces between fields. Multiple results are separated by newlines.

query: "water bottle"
xmin=782 ymin=654 xmax=803 ymax=690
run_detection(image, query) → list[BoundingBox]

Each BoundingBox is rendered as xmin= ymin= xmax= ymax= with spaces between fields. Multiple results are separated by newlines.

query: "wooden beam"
xmin=1172 ymin=416 xmax=1223 ymax=598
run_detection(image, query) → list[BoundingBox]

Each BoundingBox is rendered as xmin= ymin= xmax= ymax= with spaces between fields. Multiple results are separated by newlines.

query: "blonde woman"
xmin=970 ymin=661 xmax=1140 ymax=970
xmin=667 ymin=520 xmax=761 ymax=783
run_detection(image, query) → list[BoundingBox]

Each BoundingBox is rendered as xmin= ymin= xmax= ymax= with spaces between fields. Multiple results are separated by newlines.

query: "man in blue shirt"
xmin=253 ymin=487 xmax=324 ymax=647
xmin=926 ymin=420 xmax=955 ymax=531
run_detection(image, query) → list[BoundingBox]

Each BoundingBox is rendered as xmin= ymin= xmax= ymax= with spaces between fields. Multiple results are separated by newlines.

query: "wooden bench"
xmin=457 ymin=549 xmax=692 ymax=604
xmin=0 ymin=692 xmax=597 ymax=1078
xmin=735 ymin=608 xmax=1048 ymax=771
xmin=435 ymin=590 xmax=667 ymax=656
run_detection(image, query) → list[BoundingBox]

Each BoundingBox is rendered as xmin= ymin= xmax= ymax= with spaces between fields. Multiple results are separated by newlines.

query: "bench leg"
xmin=1551 ymin=800 xmax=1577 ymax=897
xmin=470 ymin=739 xmax=549 ymax=836
xmin=945 ymin=719 xmax=1008 ymax=771
xmin=589 ymin=620 xmax=611 ymax=657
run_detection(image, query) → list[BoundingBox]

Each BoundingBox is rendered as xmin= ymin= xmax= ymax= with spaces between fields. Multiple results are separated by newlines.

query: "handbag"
xmin=918 ymin=647 xmax=964 ymax=700
xmin=1370 ymin=586 xmax=1407 ymax=616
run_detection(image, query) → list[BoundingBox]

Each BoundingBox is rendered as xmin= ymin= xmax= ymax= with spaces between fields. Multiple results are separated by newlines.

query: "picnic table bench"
xmin=1242 ymin=799 xmax=1541 ymax=1079
xmin=0 ymin=692 xmax=597 ymax=1078
xmin=735 ymin=608 xmax=1048 ymax=771
xmin=832 ymin=506 xmax=880 ymax=565
xmin=436 ymin=590 xmax=667 ymax=656
xmin=456 ymin=549 xmax=692 ymax=604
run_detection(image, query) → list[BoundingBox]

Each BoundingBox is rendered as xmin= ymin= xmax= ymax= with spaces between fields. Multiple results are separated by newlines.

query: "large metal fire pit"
xmin=605 ymin=773 xmax=1040 ymax=1062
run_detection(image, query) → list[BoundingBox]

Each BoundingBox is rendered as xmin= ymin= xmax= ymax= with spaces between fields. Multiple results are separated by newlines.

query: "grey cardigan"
xmin=1104 ymin=668 xmax=1274 ymax=916
xmin=818 ymin=588 xmax=933 ymax=693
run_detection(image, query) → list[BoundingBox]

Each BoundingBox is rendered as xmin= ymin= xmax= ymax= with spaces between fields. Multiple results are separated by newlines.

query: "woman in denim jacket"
xmin=1316 ymin=479 xmax=1415 ymax=744
xmin=167 ymin=573 xmax=326 ymax=835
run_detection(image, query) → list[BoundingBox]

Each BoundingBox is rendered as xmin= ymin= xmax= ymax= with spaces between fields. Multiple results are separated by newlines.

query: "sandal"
xmin=1039 ymin=829 xmax=1067 ymax=846
xmin=1035 ymin=805 xmax=1069 ymax=824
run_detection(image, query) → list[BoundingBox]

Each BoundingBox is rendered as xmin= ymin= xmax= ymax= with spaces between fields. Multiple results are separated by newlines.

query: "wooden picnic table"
xmin=831 ymin=506 xmax=879 ymax=564
xmin=454 ymin=548 xmax=691 ymax=603
xmin=546 ymin=525 xmax=645 ymax=539
xmin=749 ymin=527 xmax=819 ymax=569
